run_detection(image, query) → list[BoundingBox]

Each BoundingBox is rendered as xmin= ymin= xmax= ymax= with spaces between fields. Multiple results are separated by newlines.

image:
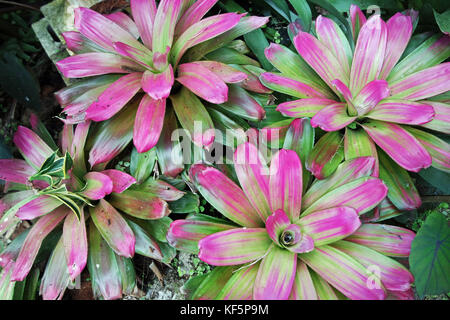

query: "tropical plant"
xmin=167 ymin=140 xmax=416 ymax=300
xmin=0 ymin=118 xmax=186 ymax=300
xmin=55 ymin=0 xmax=271 ymax=154
xmin=259 ymin=5 xmax=450 ymax=213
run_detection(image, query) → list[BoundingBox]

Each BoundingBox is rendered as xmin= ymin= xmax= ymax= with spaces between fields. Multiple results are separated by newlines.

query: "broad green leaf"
xmin=168 ymin=192 xmax=200 ymax=213
xmin=419 ymin=166 xmax=450 ymax=194
xmin=130 ymin=147 xmax=156 ymax=184
xmin=409 ymin=212 xmax=450 ymax=298
xmin=289 ymin=0 xmax=312 ymax=31
xmin=434 ymin=9 xmax=450 ymax=34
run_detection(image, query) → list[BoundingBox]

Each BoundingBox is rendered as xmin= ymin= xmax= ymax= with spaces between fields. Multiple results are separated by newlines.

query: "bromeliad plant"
xmin=0 ymin=119 xmax=186 ymax=300
xmin=167 ymin=141 xmax=416 ymax=300
xmin=260 ymin=5 xmax=450 ymax=212
xmin=55 ymin=0 xmax=271 ymax=152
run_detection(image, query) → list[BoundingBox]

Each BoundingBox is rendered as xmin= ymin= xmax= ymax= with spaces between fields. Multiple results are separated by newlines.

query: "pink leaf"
xmin=130 ymin=0 xmax=157 ymax=49
xmin=13 ymin=126 xmax=53 ymax=169
xmin=133 ymin=96 xmax=166 ymax=153
xmin=12 ymin=207 xmax=69 ymax=281
xmin=234 ymin=142 xmax=271 ymax=221
xmin=361 ymin=120 xmax=432 ymax=172
xmin=349 ymin=15 xmax=387 ymax=95
xmin=177 ymin=62 xmax=228 ymax=104
xmin=63 ymin=210 xmax=87 ymax=280
xmin=101 ymin=169 xmax=137 ymax=193
xmin=86 ymin=73 xmax=142 ymax=122
xmin=141 ymin=66 xmax=174 ymax=100
xmin=80 ymin=172 xmax=113 ymax=200
xmin=269 ymin=149 xmax=303 ymax=220
xmin=198 ymin=228 xmax=271 ymax=266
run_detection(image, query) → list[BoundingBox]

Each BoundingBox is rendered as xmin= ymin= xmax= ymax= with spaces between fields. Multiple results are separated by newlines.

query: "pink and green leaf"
xmin=293 ymin=32 xmax=348 ymax=91
xmin=74 ymin=7 xmax=145 ymax=52
xmin=189 ymin=164 xmax=263 ymax=227
xmin=289 ymin=261 xmax=318 ymax=300
xmin=190 ymin=61 xmax=247 ymax=83
xmin=56 ymin=52 xmax=143 ymax=78
xmin=87 ymin=221 xmax=122 ymax=300
xmin=105 ymin=12 xmax=139 ymax=39
xmin=343 ymin=128 xmax=379 ymax=176
xmin=315 ymin=15 xmax=352 ymax=76
xmin=177 ymin=62 xmax=228 ymax=104
xmin=276 ymin=98 xmax=335 ymax=118
xmin=133 ymin=95 xmax=166 ymax=153
xmin=346 ymin=223 xmax=415 ymax=257
xmin=302 ymin=156 xmax=376 ymax=210
xmin=90 ymin=199 xmax=135 ymax=258
xmin=80 ymin=172 xmax=113 ymax=201
xmin=216 ymin=263 xmax=259 ymax=300
xmin=420 ymin=100 xmax=450 ymax=134
xmin=310 ymin=102 xmax=356 ymax=131
xmin=352 ymin=80 xmax=390 ymax=116
xmin=306 ymin=131 xmax=344 ymax=180
xmin=100 ymin=169 xmax=136 ymax=194
xmin=167 ymin=216 xmax=236 ymax=254
xmin=349 ymin=15 xmax=387 ymax=95
xmin=171 ymin=12 xmax=243 ymax=66
xmin=175 ymin=0 xmax=219 ymax=36
xmin=13 ymin=126 xmax=53 ymax=169
xmin=63 ymin=210 xmax=87 ymax=280
xmin=86 ymin=73 xmax=142 ymax=122
xmin=269 ymin=149 xmax=303 ymax=220
xmin=253 ymin=245 xmax=297 ymax=300
xmin=389 ymin=62 xmax=450 ymax=101
xmin=301 ymin=245 xmax=386 ymax=300
xmin=388 ymin=35 xmax=450 ymax=82
xmin=406 ymin=127 xmax=450 ymax=172
xmin=109 ymin=189 xmax=170 ymax=220
xmin=297 ymin=206 xmax=361 ymax=246
xmin=0 ymin=159 xmax=34 ymax=185
xmin=234 ymin=142 xmax=271 ymax=221
xmin=16 ymin=195 xmax=62 ymax=220
xmin=333 ymin=240 xmax=413 ymax=291
xmin=379 ymin=13 xmax=413 ymax=79
xmin=378 ymin=150 xmax=422 ymax=210
xmin=198 ymin=228 xmax=271 ymax=266
xmin=349 ymin=4 xmax=367 ymax=42
xmin=366 ymin=99 xmax=434 ymax=125
xmin=302 ymin=177 xmax=388 ymax=216
xmin=260 ymin=72 xmax=330 ymax=99
xmin=40 ymin=238 xmax=70 ymax=300
xmin=12 ymin=207 xmax=69 ymax=281
xmin=222 ymin=84 xmax=266 ymax=121
xmin=152 ymin=0 xmax=183 ymax=54
xmin=361 ymin=120 xmax=432 ymax=172
xmin=88 ymin=102 xmax=136 ymax=168
xmin=130 ymin=0 xmax=157 ymax=49
xmin=170 ymin=87 xmax=215 ymax=148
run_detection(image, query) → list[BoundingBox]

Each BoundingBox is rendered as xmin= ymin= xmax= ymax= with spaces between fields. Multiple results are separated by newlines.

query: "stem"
xmin=0 ymin=1 xmax=40 ymax=12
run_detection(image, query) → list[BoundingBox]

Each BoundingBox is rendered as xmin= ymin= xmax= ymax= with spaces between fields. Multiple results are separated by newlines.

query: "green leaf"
xmin=0 ymin=52 xmax=41 ymax=110
xmin=243 ymin=30 xmax=272 ymax=71
xmin=434 ymin=9 xmax=450 ymax=34
xmin=130 ymin=147 xmax=156 ymax=184
xmin=168 ymin=192 xmax=200 ymax=214
xmin=289 ymin=0 xmax=312 ymax=32
xmin=409 ymin=212 xmax=450 ymax=298
xmin=137 ymin=217 xmax=173 ymax=243
xmin=263 ymin=0 xmax=292 ymax=21
xmin=419 ymin=166 xmax=450 ymax=194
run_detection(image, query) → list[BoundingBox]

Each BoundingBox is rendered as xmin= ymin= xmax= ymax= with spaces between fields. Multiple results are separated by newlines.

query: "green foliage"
xmin=409 ymin=205 xmax=450 ymax=298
